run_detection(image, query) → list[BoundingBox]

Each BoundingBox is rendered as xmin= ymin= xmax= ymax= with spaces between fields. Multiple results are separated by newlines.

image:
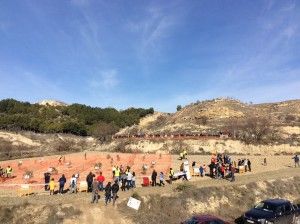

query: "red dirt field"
xmin=0 ymin=152 xmax=172 ymax=190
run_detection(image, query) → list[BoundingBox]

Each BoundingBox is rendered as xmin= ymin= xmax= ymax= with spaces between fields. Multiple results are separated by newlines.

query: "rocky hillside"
xmin=116 ymin=98 xmax=300 ymax=145
xmin=38 ymin=99 xmax=68 ymax=107
xmin=0 ymin=131 xmax=99 ymax=161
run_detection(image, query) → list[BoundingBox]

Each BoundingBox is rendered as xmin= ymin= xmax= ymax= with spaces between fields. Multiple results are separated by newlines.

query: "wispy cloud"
xmin=69 ymin=1 xmax=104 ymax=63
xmin=126 ymin=2 xmax=186 ymax=67
xmin=89 ymin=69 xmax=119 ymax=90
xmin=281 ymin=0 xmax=296 ymax=11
xmin=221 ymin=1 xmax=299 ymax=84
xmin=70 ymin=0 xmax=90 ymax=7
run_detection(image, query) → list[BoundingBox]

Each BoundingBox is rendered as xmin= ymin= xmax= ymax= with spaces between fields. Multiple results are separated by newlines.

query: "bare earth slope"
xmin=118 ymin=98 xmax=300 ymax=135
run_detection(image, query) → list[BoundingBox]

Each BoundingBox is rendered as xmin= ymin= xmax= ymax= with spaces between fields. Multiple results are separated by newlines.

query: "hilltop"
xmin=117 ymin=98 xmax=300 ymax=145
xmin=38 ymin=99 xmax=68 ymax=107
xmin=0 ymin=98 xmax=154 ymax=137
xmin=1 ymin=97 xmax=300 ymax=159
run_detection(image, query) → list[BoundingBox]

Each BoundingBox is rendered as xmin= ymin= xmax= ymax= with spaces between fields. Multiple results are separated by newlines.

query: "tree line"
xmin=0 ymin=99 xmax=154 ymax=139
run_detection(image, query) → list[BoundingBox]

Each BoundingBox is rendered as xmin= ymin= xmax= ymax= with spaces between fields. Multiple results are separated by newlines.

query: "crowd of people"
xmin=2 ymin=151 xmax=299 ymax=206
xmin=43 ymin=153 xmax=255 ymax=198
xmin=43 ymin=165 xmax=140 ymax=205
xmin=189 ymin=154 xmax=254 ymax=182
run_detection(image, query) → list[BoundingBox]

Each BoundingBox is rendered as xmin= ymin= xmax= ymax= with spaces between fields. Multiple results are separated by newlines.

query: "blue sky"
xmin=0 ymin=0 xmax=299 ymax=112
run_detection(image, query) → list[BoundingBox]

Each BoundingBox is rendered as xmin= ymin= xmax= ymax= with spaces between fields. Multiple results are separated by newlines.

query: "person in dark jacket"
xmin=104 ymin=182 xmax=112 ymax=205
xmin=151 ymin=169 xmax=157 ymax=186
xmin=209 ymin=163 xmax=214 ymax=178
xmin=58 ymin=174 xmax=66 ymax=194
xmin=230 ymin=165 xmax=235 ymax=182
xmin=120 ymin=172 xmax=127 ymax=191
xmin=247 ymin=159 xmax=252 ymax=172
xmin=86 ymin=172 xmax=95 ymax=192
xmin=111 ymin=181 xmax=119 ymax=206
xmin=293 ymin=155 xmax=300 ymax=167
xmin=44 ymin=172 xmax=51 ymax=191
xmin=199 ymin=166 xmax=204 ymax=177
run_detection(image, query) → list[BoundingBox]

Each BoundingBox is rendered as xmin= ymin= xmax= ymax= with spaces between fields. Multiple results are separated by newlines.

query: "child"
xmin=49 ymin=178 xmax=56 ymax=195
xmin=159 ymin=172 xmax=165 ymax=186
xmin=199 ymin=165 xmax=204 ymax=177
xmin=132 ymin=172 xmax=136 ymax=188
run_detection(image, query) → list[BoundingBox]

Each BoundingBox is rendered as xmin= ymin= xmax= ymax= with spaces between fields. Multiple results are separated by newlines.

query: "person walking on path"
xmin=263 ymin=158 xmax=267 ymax=166
xmin=86 ymin=172 xmax=95 ymax=193
xmin=247 ymin=159 xmax=252 ymax=172
xmin=151 ymin=169 xmax=157 ymax=187
xmin=111 ymin=181 xmax=119 ymax=206
xmin=293 ymin=155 xmax=300 ymax=167
xmin=58 ymin=174 xmax=66 ymax=194
xmin=91 ymin=178 xmax=99 ymax=203
xmin=104 ymin=182 xmax=112 ymax=205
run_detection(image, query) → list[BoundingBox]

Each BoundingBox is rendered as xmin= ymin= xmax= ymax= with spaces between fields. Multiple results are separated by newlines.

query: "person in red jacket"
xmin=97 ymin=172 xmax=105 ymax=191
xmin=221 ymin=164 xmax=225 ymax=178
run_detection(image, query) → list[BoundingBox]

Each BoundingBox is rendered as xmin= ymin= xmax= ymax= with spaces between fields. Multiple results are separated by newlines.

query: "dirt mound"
xmin=0 ymin=202 xmax=82 ymax=224
xmin=0 ymin=131 xmax=99 ymax=161
xmin=119 ymin=176 xmax=300 ymax=224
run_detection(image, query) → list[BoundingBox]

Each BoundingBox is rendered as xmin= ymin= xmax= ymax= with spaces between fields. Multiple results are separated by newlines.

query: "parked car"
xmin=243 ymin=199 xmax=300 ymax=224
xmin=182 ymin=214 xmax=229 ymax=224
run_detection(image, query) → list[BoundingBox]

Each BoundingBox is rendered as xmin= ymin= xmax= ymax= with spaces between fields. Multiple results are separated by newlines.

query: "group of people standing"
xmin=111 ymin=165 xmax=136 ymax=191
xmin=90 ymin=176 xmax=120 ymax=206
xmin=206 ymin=154 xmax=237 ymax=182
xmin=0 ymin=165 xmax=13 ymax=178
xmin=150 ymin=170 xmax=166 ymax=186
xmin=44 ymin=172 xmax=78 ymax=195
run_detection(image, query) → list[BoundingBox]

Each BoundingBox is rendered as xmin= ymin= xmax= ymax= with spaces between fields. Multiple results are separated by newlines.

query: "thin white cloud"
xmin=283 ymin=25 xmax=297 ymax=40
xmin=281 ymin=1 xmax=296 ymax=11
xmin=222 ymin=1 xmax=299 ymax=85
xmin=78 ymin=11 xmax=103 ymax=62
xmin=126 ymin=3 xmax=186 ymax=68
xmin=70 ymin=0 xmax=90 ymax=6
xmin=89 ymin=69 xmax=119 ymax=90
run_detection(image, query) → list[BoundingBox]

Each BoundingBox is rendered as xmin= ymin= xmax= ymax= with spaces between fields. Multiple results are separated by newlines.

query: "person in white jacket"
xmin=126 ymin=171 xmax=133 ymax=189
xmin=70 ymin=174 xmax=77 ymax=193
